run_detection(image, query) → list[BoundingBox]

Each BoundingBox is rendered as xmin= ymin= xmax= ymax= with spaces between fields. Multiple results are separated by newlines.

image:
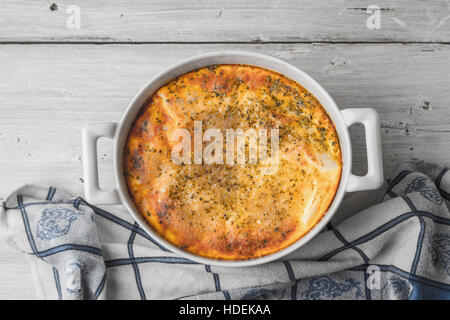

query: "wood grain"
xmin=0 ymin=247 xmax=37 ymax=299
xmin=1 ymin=43 xmax=449 ymax=201
xmin=1 ymin=1 xmax=450 ymax=298
xmin=1 ymin=0 xmax=450 ymax=43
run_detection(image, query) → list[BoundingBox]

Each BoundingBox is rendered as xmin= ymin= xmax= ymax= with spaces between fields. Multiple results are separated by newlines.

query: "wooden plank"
xmin=0 ymin=247 xmax=37 ymax=299
xmin=1 ymin=0 xmax=450 ymax=43
xmin=1 ymin=43 xmax=449 ymax=299
xmin=1 ymin=43 xmax=450 ymax=201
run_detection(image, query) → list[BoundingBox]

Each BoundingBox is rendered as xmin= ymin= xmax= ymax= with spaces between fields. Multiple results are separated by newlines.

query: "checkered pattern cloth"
xmin=1 ymin=160 xmax=449 ymax=300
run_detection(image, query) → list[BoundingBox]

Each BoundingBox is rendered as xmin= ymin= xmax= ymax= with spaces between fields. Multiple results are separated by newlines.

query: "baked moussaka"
xmin=124 ymin=64 xmax=342 ymax=260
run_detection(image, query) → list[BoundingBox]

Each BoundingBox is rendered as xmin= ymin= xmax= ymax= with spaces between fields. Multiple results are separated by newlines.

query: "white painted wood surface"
xmin=0 ymin=1 xmax=449 ymax=300
xmin=1 ymin=0 xmax=450 ymax=42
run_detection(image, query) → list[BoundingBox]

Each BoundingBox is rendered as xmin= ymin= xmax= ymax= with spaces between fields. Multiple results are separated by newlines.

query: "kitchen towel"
xmin=1 ymin=159 xmax=449 ymax=300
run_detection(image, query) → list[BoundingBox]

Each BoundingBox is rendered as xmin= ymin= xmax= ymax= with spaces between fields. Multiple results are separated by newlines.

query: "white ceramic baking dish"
xmin=82 ymin=51 xmax=383 ymax=267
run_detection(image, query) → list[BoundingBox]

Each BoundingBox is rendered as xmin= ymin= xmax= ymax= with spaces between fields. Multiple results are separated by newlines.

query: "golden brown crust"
xmin=124 ymin=64 xmax=342 ymax=260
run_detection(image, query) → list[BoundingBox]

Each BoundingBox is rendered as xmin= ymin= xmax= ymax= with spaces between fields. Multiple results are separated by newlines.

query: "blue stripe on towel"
xmin=79 ymin=199 xmax=170 ymax=252
xmin=17 ymin=195 xmax=38 ymax=254
xmin=435 ymin=168 xmax=448 ymax=188
xmin=128 ymin=223 xmax=146 ymax=300
xmin=95 ymin=272 xmax=107 ymax=299
xmin=402 ymin=195 xmax=426 ymax=276
xmin=327 ymin=223 xmax=369 ymax=263
xmin=223 ymin=290 xmax=231 ymax=300
xmin=321 ymin=210 xmax=450 ymax=261
xmin=35 ymin=243 xmax=103 ymax=258
xmin=440 ymin=189 xmax=450 ymax=201
xmin=105 ymin=256 xmax=197 ymax=267
xmin=73 ymin=197 xmax=81 ymax=210
xmin=52 ymin=267 xmax=62 ymax=300
xmin=282 ymin=261 xmax=297 ymax=300
xmin=411 ymin=217 xmax=426 ymax=275
xmin=386 ymin=170 xmax=412 ymax=194
xmin=206 ymin=265 xmax=221 ymax=290
xmin=327 ymin=222 xmax=370 ymax=299
xmin=4 ymin=199 xmax=85 ymax=210
xmin=204 ymin=265 xmax=231 ymax=300
xmin=402 ymin=195 xmax=418 ymax=213
xmin=46 ymin=187 xmax=56 ymax=201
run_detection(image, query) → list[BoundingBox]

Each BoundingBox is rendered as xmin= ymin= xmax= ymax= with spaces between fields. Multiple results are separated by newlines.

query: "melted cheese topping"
xmin=124 ymin=64 xmax=342 ymax=260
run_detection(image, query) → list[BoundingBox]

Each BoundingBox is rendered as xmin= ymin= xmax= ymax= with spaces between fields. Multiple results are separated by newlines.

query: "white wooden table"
xmin=1 ymin=0 xmax=450 ymax=299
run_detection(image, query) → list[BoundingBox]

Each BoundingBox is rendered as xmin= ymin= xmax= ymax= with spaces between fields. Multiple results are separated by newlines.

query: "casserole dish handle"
xmin=341 ymin=108 xmax=384 ymax=192
xmin=82 ymin=122 xmax=121 ymax=204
